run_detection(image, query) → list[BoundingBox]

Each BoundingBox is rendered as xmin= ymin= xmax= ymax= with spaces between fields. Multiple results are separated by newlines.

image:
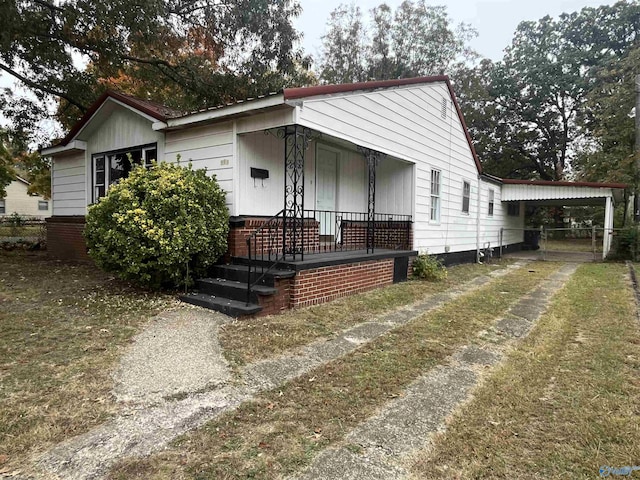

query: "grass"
xmin=0 ymin=251 xmax=175 ymax=473
xmin=409 ymin=263 xmax=640 ymax=479
xmin=108 ymin=261 xmax=560 ymax=479
xmin=219 ymin=261 xmax=512 ymax=367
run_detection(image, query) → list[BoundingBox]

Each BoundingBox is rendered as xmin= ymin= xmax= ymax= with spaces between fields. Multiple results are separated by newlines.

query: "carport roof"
xmin=500 ymin=179 xmax=627 ymax=204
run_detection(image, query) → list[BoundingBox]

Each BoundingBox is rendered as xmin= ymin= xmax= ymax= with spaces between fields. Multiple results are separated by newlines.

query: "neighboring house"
xmin=0 ymin=176 xmax=51 ymax=219
xmin=41 ymin=76 xmax=626 ymax=316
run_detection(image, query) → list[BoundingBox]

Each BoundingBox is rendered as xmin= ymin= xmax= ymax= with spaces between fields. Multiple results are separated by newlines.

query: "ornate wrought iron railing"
xmin=246 ymin=209 xmax=286 ymax=304
xmin=304 ymin=210 xmax=412 ymax=254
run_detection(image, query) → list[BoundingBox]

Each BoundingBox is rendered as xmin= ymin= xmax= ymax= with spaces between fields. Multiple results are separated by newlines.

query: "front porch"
xmin=183 ymin=123 xmax=417 ymax=317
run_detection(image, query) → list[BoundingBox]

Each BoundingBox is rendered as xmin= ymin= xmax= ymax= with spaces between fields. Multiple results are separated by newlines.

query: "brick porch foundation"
xmin=291 ymin=258 xmax=395 ymax=308
xmin=46 ymin=216 xmax=90 ymax=261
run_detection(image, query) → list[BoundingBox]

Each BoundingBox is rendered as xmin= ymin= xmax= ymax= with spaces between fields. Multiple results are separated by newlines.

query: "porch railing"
xmin=246 ymin=209 xmax=286 ymax=304
xmin=304 ymin=209 xmax=412 ymax=254
xmin=244 ymin=209 xmax=412 ymax=304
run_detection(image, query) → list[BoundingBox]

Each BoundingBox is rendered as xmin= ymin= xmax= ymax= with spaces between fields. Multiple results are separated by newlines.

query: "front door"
xmin=316 ymin=146 xmax=338 ymax=237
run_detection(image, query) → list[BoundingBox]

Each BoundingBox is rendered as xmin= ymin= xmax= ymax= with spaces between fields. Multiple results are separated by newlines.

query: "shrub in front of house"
xmin=412 ymin=253 xmax=447 ymax=281
xmin=84 ymin=162 xmax=229 ymax=288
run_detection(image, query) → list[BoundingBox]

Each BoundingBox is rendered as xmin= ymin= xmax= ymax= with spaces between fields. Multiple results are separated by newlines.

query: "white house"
xmin=0 ymin=176 xmax=51 ymax=219
xmin=41 ymin=77 xmax=625 ymax=316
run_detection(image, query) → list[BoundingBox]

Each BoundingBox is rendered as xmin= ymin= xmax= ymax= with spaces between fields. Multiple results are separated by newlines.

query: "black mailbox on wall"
xmin=250 ymin=168 xmax=269 ymax=179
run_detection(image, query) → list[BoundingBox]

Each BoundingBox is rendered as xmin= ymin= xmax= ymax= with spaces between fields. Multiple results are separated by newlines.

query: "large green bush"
xmin=85 ymin=162 xmax=229 ymax=288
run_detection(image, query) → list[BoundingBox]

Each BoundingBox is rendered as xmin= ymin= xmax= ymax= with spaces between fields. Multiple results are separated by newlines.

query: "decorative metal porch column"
xmin=358 ymin=147 xmax=385 ymax=253
xmin=283 ymin=125 xmax=312 ymax=260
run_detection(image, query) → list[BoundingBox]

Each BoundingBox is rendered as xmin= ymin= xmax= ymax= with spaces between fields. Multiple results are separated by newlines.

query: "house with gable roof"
xmin=41 ymin=76 xmax=626 ymax=316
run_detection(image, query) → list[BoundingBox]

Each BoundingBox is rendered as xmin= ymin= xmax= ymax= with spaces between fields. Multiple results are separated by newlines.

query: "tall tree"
xmin=317 ymin=4 xmax=368 ymax=84
xmin=318 ymin=1 xmax=476 ymax=84
xmin=454 ymin=1 xmax=640 ymax=181
xmin=573 ymin=44 xmax=640 ymax=184
xmin=0 ymin=0 xmax=312 ymax=138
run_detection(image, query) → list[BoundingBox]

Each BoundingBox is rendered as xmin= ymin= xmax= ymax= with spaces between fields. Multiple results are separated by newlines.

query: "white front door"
xmin=316 ymin=146 xmax=338 ymax=236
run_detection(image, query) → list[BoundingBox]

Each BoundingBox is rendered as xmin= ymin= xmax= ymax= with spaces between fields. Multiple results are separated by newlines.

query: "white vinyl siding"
xmin=479 ymin=179 xmax=524 ymax=249
xmin=51 ymin=151 xmax=86 ymax=216
xmin=164 ymin=122 xmax=235 ymax=211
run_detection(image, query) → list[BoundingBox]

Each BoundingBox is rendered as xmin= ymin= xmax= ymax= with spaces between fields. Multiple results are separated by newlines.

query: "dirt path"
xmin=32 ymin=262 xmax=527 ymax=480
xmin=290 ymin=263 xmax=578 ymax=480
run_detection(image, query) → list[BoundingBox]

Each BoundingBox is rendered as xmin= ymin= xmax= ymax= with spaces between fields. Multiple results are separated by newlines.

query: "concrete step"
xmin=179 ymin=293 xmax=262 ymax=317
xmin=196 ymin=277 xmax=277 ymax=304
xmin=210 ymin=264 xmax=295 ymax=286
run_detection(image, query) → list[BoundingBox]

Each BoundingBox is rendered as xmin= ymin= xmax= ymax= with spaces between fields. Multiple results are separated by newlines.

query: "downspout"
xmin=476 ymin=175 xmax=482 ymax=263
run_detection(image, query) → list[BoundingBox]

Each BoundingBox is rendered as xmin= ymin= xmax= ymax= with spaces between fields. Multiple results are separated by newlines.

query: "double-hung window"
xmin=462 ymin=181 xmax=471 ymax=214
xmin=488 ymin=189 xmax=494 ymax=216
xmin=0 ymin=199 xmax=5 ymax=214
xmin=92 ymin=144 xmax=157 ymax=202
xmin=430 ymin=169 xmax=441 ymax=222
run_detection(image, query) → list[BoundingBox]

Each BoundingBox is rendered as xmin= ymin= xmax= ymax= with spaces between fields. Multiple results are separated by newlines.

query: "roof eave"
xmin=40 ymin=140 xmax=87 ymax=156
xmin=155 ymin=94 xmax=286 ymax=131
xmin=283 ymin=75 xmax=450 ymax=100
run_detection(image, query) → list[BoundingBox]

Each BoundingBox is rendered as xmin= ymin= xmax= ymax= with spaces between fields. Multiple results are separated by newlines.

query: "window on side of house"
xmin=488 ymin=189 xmax=494 ymax=216
xmin=508 ymin=202 xmax=520 ymax=216
xmin=0 ymin=199 xmax=5 ymax=214
xmin=92 ymin=143 xmax=157 ymax=202
xmin=462 ymin=181 xmax=470 ymax=214
xmin=430 ymin=169 xmax=441 ymax=222
xmin=38 ymin=200 xmax=48 ymax=211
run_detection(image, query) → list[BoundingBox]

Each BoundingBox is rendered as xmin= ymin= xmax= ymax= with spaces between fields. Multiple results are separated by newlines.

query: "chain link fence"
xmin=0 ymin=214 xmax=47 ymax=250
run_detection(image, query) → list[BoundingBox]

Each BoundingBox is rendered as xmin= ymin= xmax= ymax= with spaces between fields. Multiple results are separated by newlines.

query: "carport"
xmin=500 ymin=179 xmax=628 ymax=260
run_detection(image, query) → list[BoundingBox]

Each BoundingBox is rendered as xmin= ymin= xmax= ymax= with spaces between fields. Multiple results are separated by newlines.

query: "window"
xmin=462 ymin=181 xmax=470 ymax=213
xmin=488 ymin=189 xmax=494 ymax=216
xmin=38 ymin=201 xmax=48 ymax=211
xmin=92 ymin=143 xmax=157 ymax=201
xmin=508 ymin=202 xmax=520 ymax=216
xmin=430 ymin=169 xmax=441 ymax=222
xmin=0 ymin=199 xmax=5 ymax=214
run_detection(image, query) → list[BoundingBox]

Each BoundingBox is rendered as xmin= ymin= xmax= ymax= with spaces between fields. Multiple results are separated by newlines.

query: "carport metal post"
xmin=592 ymin=226 xmax=597 ymax=262
xmin=541 ymin=226 xmax=546 ymax=261
xmin=603 ymin=195 xmax=614 ymax=260
xmin=499 ymin=227 xmax=504 ymax=258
